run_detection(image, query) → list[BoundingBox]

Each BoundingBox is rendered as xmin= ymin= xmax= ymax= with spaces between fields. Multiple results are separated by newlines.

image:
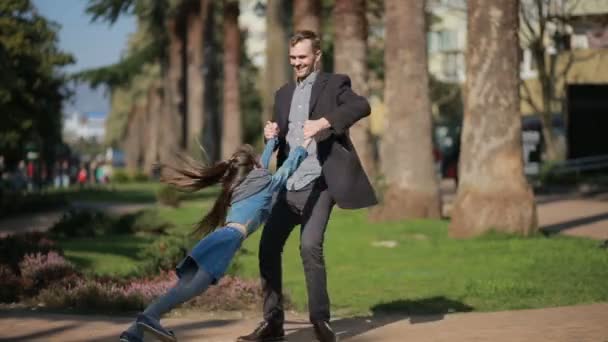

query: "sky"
xmin=32 ymin=0 xmax=136 ymax=114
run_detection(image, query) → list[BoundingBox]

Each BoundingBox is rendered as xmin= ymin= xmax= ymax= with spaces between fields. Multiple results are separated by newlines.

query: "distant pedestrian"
xmin=77 ymin=166 xmax=87 ymax=188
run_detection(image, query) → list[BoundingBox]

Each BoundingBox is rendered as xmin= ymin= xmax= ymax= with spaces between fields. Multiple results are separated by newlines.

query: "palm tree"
xmin=333 ymin=0 xmax=375 ymax=177
xmin=221 ymin=0 xmax=241 ymax=159
xmin=159 ymin=14 xmax=186 ymax=164
xmin=185 ymin=0 xmax=209 ymax=155
xmin=202 ymin=0 xmax=221 ymax=163
xmin=371 ymin=0 xmax=441 ymax=221
xmin=263 ymin=0 xmax=290 ymax=125
xmin=124 ymin=103 xmax=146 ymax=172
xmin=143 ymin=79 xmax=163 ymax=173
xmin=449 ymin=0 xmax=537 ymax=237
xmin=293 ymin=0 xmax=321 ymax=33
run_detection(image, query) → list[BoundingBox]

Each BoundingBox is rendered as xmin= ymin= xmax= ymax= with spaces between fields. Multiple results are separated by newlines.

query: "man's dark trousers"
xmin=259 ymin=177 xmax=334 ymax=324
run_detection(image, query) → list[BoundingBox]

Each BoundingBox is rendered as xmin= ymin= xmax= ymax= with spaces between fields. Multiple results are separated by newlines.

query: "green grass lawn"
xmin=56 ymin=184 xmax=608 ymax=315
xmin=236 ymin=209 xmax=608 ymax=315
xmin=58 ymin=234 xmax=155 ymax=276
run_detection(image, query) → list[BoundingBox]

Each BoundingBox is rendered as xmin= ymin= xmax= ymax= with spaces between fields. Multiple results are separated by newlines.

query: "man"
xmin=238 ymin=30 xmax=377 ymax=342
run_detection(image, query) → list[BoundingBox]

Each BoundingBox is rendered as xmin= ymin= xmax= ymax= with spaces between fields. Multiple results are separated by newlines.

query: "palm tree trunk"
xmin=202 ymin=1 xmax=220 ymax=163
xmin=333 ymin=0 xmax=375 ymax=177
xmin=293 ymin=0 xmax=321 ymax=33
xmin=160 ymin=16 xmax=186 ymax=164
xmin=221 ymin=0 xmax=241 ymax=160
xmin=124 ymin=104 xmax=145 ymax=173
xmin=143 ymin=80 xmax=163 ymax=174
xmin=371 ymin=0 xmax=440 ymax=220
xmin=449 ymin=0 xmax=537 ymax=237
xmin=264 ymin=0 xmax=290 ymax=125
xmin=185 ymin=0 xmax=209 ymax=155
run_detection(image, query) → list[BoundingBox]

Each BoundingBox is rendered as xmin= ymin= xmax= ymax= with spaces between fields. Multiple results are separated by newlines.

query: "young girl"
xmin=120 ymin=135 xmax=311 ymax=342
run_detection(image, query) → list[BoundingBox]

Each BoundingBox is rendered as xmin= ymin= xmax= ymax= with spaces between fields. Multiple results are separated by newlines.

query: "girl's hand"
xmin=264 ymin=121 xmax=279 ymax=140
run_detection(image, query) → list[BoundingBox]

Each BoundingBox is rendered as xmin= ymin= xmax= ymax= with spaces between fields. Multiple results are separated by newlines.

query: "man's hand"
xmin=303 ymin=118 xmax=331 ymax=139
xmin=264 ymin=121 xmax=279 ymax=140
xmin=302 ymin=137 xmax=313 ymax=148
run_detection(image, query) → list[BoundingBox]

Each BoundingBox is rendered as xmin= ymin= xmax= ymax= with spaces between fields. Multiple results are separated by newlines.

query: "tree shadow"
xmin=0 ymin=309 xmax=238 ymax=342
xmin=3 ymin=323 xmax=80 ymax=341
xmin=85 ymin=319 xmax=239 ymax=342
xmin=285 ymin=296 xmax=473 ymax=341
xmin=540 ymin=211 xmax=608 ymax=235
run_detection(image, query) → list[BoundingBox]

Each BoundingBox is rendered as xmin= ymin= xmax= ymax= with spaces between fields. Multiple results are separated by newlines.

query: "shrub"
xmin=0 ymin=232 xmax=60 ymax=273
xmin=0 ymin=191 xmax=67 ymax=219
xmin=19 ymin=252 xmax=77 ymax=294
xmin=190 ymin=275 xmax=264 ymax=311
xmin=138 ymin=235 xmax=192 ymax=276
xmin=156 ymin=185 xmax=181 ymax=207
xmin=0 ymin=264 xmax=24 ymax=303
xmin=33 ymin=271 xmax=269 ymax=313
xmin=115 ymin=210 xmax=173 ymax=235
xmin=111 ymin=169 xmax=130 ymax=183
xmin=132 ymin=171 xmax=149 ymax=182
xmin=49 ymin=209 xmax=117 ymax=238
xmin=51 ymin=209 xmax=174 ymax=239
xmin=35 ymin=271 xmax=178 ymax=312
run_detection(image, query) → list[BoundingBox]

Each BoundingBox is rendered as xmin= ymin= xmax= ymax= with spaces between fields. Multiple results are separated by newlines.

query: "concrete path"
xmin=1 ymin=303 xmax=607 ymax=341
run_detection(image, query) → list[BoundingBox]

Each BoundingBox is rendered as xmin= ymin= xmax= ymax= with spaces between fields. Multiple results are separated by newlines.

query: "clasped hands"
xmin=264 ymin=118 xmax=330 ymax=146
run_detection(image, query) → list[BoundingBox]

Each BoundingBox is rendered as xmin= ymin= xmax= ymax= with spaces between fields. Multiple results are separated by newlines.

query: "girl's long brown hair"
xmin=158 ymin=145 xmax=258 ymax=237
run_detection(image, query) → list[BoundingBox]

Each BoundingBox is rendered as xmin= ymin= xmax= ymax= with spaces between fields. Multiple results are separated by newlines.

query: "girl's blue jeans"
xmin=125 ymin=265 xmax=213 ymax=338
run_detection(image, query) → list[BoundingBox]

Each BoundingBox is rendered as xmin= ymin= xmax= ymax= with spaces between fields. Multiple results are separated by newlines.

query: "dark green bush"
xmin=0 ymin=191 xmax=67 ymax=219
xmin=115 ymin=210 xmax=173 ymax=235
xmin=49 ymin=209 xmax=119 ymax=238
xmin=51 ymin=209 xmax=173 ymax=239
xmin=132 ymin=171 xmax=149 ymax=182
xmin=156 ymin=185 xmax=181 ymax=207
xmin=111 ymin=169 xmax=130 ymax=183
xmin=0 ymin=264 xmax=24 ymax=302
xmin=138 ymin=234 xmax=192 ymax=276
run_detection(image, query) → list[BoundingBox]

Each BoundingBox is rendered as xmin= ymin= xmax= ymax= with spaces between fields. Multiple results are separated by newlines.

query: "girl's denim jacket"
xmin=224 ymin=137 xmax=308 ymax=236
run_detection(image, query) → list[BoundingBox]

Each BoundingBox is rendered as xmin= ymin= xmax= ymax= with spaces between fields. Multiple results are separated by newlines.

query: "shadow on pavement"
xmin=0 ymin=309 xmax=239 ymax=342
xmin=285 ymin=296 xmax=473 ymax=341
xmin=540 ymin=211 xmax=608 ymax=235
xmin=85 ymin=319 xmax=239 ymax=342
xmin=5 ymin=323 xmax=80 ymax=341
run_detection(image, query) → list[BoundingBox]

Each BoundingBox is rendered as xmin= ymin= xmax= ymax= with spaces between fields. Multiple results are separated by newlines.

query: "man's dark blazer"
xmin=273 ymin=71 xmax=377 ymax=209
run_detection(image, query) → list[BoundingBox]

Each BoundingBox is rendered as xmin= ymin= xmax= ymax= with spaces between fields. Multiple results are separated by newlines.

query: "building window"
xmin=437 ymin=30 xmax=459 ymax=51
xmin=442 ymin=51 xmax=462 ymax=80
xmin=520 ymin=48 xmax=538 ymax=79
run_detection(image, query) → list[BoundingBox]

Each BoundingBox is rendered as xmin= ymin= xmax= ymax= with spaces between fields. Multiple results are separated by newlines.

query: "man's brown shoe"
xmin=236 ymin=321 xmax=285 ymax=341
xmin=313 ymin=321 xmax=337 ymax=342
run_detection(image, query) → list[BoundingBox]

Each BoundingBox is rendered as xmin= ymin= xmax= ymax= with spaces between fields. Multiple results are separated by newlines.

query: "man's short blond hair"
xmin=289 ymin=30 xmax=321 ymax=52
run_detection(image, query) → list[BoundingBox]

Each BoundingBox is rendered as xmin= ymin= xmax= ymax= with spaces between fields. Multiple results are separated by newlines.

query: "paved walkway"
xmin=1 ymin=303 xmax=607 ymax=341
